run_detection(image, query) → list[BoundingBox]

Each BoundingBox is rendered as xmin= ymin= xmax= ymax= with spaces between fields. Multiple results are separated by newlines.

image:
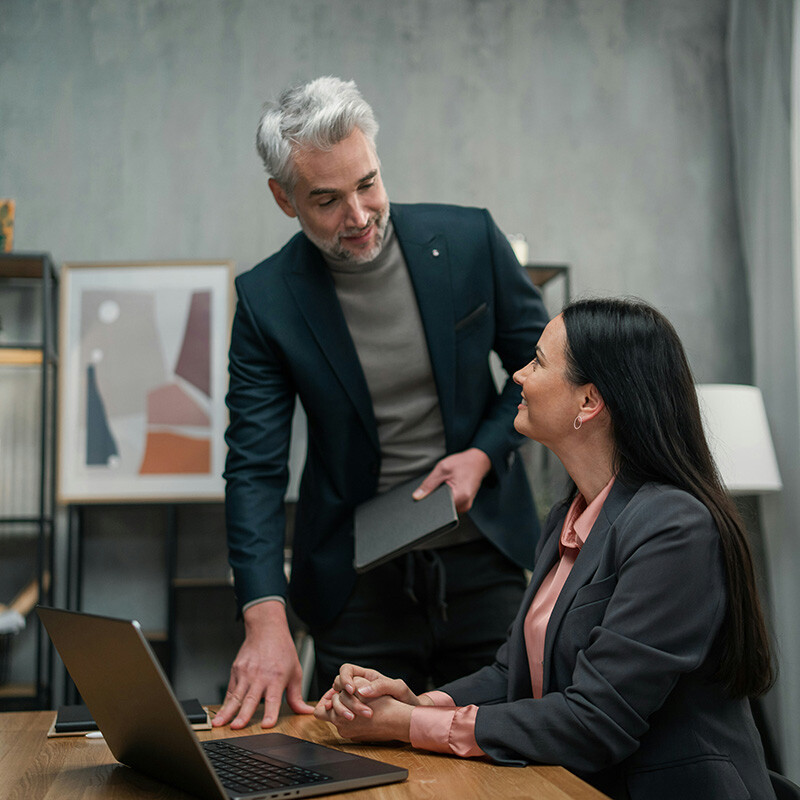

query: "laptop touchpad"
xmin=266 ymin=741 xmax=355 ymax=767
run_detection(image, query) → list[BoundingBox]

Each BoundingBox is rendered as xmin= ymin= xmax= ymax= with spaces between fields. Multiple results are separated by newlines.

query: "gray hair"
xmin=256 ymin=76 xmax=379 ymax=192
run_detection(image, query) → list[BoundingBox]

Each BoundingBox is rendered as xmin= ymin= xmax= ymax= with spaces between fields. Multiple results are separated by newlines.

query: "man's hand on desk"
xmin=412 ymin=447 xmax=491 ymax=513
xmin=211 ymin=599 xmax=314 ymax=730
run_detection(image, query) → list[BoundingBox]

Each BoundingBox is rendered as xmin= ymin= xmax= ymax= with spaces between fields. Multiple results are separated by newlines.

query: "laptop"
xmin=37 ymin=606 xmax=407 ymax=800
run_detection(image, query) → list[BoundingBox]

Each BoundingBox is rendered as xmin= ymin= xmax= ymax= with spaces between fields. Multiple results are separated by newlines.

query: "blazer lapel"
xmin=540 ymin=480 xmax=640 ymax=692
xmin=284 ymin=237 xmax=379 ymax=452
xmin=390 ymin=206 xmax=457 ymax=446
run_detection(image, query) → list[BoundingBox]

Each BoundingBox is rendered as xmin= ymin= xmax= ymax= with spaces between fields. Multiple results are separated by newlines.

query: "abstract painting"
xmin=58 ymin=262 xmax=232 ymax=502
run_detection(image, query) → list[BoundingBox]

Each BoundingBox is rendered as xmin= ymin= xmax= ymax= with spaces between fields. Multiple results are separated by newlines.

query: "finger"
xmin=313 ymin=689 xmax=338 ymax=718
xmin=260 ymin=688 xmax=284 ymax=729
xmin=313 ymin=699 xmax=332 ymax=720
xmin=412 ymin=466 xmax=444 ymax=500
xmin=230 ymin=690 xmax=264 ymax=730
xmin=212 ymin=683 xmax=247 ymax=727
xmin=342 ymin=686 xmax=374 ymax=717
xmin=338 ymin=663 xmax=360 ymax=694
xmin=360 ymin=676 xmax=414 ymax=703
xmin=211 ymin=700 xmax=236 ymax=727
xmin=285 ymin=678 xmax=315 ymax=716
xmin=330 ymin=697 xmax=353 ymax=721
xmin=331 ymin=693 xmax=372 ymax=720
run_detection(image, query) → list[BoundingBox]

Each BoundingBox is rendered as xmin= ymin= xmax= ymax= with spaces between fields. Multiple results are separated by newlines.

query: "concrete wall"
xmin=1 ymin=0 xmax=750 ymax=700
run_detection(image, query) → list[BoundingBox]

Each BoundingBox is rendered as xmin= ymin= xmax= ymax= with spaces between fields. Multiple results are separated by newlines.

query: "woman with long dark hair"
xmin=314 ymin=297 xmax=776 ymax=800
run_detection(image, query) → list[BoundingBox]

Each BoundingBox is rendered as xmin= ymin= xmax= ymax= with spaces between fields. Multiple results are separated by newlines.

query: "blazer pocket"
xmin=556 ymin=576 xmax=618 ymax=667
xmin=571 ymin=574 xmax=617 ymax=610
xmin=627 ymin=756 xmax=750 ymax=800
xmin=455 ymin=302 xmax=488 ymax=334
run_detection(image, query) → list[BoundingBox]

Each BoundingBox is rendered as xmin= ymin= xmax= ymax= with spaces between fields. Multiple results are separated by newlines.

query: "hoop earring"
xmin=573 ymin=416 xmax=583 ymax=430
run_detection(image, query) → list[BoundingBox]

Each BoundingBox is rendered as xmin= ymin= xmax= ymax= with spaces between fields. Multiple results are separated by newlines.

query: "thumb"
xmin=412 ymin=466 xmax=444 ymax=501
xmin=285 ymin=675 xmax=315 ymax=715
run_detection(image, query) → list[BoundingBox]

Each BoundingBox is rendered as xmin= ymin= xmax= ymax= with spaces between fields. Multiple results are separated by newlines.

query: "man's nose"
xmin=343 ymin=196 xmax=370 ymax=229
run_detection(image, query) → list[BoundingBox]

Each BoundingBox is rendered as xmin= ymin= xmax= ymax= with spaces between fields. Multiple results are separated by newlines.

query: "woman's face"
xmin=512 ymin=314 xmax=584 ymax=448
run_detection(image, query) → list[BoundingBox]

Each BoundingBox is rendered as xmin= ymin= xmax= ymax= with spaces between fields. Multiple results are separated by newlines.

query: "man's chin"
xmin=335 ymin=235 xmax=384 ymax=264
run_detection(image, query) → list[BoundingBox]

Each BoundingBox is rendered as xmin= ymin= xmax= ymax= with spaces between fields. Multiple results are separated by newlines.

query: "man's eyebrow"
xmin=308 ymin=170 xmax=378 ymax=197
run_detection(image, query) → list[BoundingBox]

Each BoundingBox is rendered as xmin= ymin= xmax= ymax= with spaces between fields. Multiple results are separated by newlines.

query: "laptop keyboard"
xmin=203 ymin=740 xmax=332 ymax=795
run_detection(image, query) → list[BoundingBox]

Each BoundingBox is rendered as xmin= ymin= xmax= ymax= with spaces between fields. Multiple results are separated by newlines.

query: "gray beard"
xmin=301 ymin=209 xmax=389 ymax=265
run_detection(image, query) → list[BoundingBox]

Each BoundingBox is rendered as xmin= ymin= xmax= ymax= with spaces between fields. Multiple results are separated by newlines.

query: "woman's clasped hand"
xmin=314 ymin=664 xmax=427 ymax=742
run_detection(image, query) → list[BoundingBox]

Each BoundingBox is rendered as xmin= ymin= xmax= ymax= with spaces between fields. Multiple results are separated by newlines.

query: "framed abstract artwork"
xmin=57 ymin=261 xmax=233 ymax=503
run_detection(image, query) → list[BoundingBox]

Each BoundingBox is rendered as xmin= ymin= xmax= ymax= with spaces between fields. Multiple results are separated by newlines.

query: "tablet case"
xmin=353 ymin=476 xmax=458 ymax=573
xmin=49 ymin=698 xmax=210 ymax=736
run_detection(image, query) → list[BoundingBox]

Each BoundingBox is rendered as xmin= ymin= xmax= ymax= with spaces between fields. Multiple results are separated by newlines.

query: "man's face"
xmin=269 ymin=127 xmax=390 ymax=263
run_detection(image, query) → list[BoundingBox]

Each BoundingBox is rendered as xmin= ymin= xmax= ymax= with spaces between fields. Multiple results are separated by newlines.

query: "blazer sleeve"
xmin=468 ymin=210 xmax=549 ymax=473
xmin=223 ymin=279 xmax=295 ymax=610
xmin=447 ymin=488 xmax=727 ymax=772
xmin=435 ymin=642 xmax=514 ymax=706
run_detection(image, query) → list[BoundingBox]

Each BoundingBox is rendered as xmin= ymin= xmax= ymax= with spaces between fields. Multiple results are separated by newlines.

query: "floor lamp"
xmin=696 ymin=384 xmax=782 ymax=495
xmin=695 ymin=383 xmax=783 ymax=770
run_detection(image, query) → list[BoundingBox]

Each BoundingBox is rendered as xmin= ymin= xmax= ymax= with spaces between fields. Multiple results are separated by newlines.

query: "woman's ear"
xmin=579 ymin=383 xmax=605 ymax=422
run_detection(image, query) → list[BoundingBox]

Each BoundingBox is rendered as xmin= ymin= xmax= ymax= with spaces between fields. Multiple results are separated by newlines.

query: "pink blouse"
xmin=409 ymin=477 xmax=616 ymax=757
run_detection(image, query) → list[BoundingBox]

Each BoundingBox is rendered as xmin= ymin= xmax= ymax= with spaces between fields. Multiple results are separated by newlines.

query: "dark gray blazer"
xmin=224 ymin=203 xmax=548 ymax=628
xmin=438 ymin=481 xmax=775 ymax=800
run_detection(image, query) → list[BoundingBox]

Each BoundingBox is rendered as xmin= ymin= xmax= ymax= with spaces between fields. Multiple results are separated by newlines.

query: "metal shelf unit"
xmin=0 ymin=252 xmax=58 ymax=710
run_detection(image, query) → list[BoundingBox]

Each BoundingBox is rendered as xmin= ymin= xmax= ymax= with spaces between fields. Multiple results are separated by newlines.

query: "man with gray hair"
xmin=214 ymin=76 xmax=549 ymax=730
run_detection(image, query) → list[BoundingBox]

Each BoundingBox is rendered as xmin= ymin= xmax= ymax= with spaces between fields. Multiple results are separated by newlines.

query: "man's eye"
xmin=359 ymin=182 xmax=375 ymax=191
xmin=319 ymin=198 xmax=336 ymax=207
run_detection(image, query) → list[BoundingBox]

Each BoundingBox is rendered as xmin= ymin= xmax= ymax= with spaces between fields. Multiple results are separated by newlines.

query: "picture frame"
xmin=57 ymin=261 xmax=233 ymax=503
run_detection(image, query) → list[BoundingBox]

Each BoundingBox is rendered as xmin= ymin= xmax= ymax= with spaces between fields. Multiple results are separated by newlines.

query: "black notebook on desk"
xmin=51 ymin=698 xmax=210 ymax=735
xmin=353 ymin=476 xmax=458 ymax=573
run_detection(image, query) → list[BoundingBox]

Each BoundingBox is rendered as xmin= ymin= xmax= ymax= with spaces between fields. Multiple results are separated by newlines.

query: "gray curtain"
xmin=728 ymin=0 xmax=800 ymax=781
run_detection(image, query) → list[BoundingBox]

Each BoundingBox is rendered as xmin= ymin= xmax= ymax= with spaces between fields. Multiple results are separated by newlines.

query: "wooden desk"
xmin=0 ymin=708 xmax=609 ymax=800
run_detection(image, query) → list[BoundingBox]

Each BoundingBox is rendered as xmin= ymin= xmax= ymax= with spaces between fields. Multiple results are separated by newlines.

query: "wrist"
xmin=467 ymin=447 xmax=492 ymax=479
xmin=397 ymin=703 xmax=414 ymax=742
xmin=243 ymin=599 xmax=288 ymax=633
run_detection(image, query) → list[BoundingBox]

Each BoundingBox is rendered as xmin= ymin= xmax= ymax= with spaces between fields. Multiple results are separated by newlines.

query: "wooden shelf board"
xmin=0 ymin=253 xmax=50 ymax=279
xmin=0 ymin=682 xmax=36 ymax=698
xmin=0 ymin=349 xmax=43 ymax=366
xmin=172 ymin=577 xmax=233 ymax=589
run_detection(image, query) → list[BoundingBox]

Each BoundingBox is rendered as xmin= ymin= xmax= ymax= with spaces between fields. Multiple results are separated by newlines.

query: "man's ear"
xmin=579 ymin=383 xmax=606 ymax=422
xmin=268 ymin=178 xmax=298 ymax=219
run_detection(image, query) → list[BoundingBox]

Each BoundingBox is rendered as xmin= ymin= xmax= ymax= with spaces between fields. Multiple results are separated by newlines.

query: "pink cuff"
xmin=410 ymin=705 xmax=484 ymax=758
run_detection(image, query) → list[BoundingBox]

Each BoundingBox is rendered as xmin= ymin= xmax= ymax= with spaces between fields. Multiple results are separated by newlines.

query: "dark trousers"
xmin=310 ymin=538 xmax=527 ymax=696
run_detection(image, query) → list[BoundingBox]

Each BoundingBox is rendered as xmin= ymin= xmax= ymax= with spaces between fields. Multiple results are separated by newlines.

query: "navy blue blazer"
xmin=224 ymin=203 xmax=549 ymax=628
xmin=438 ymin=481 xmax=774 ymax=800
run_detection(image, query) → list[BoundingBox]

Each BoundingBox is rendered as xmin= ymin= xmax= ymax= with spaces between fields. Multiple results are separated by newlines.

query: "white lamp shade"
xmin=695 ymin=384 xmax=782 ymax=494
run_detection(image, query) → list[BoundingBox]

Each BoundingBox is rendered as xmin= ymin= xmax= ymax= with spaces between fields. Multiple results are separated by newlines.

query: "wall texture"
xmin=1 ymin=0 xmax=753 ymax=699
xmin=2 ymin=0 xmax=748 ymax=379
